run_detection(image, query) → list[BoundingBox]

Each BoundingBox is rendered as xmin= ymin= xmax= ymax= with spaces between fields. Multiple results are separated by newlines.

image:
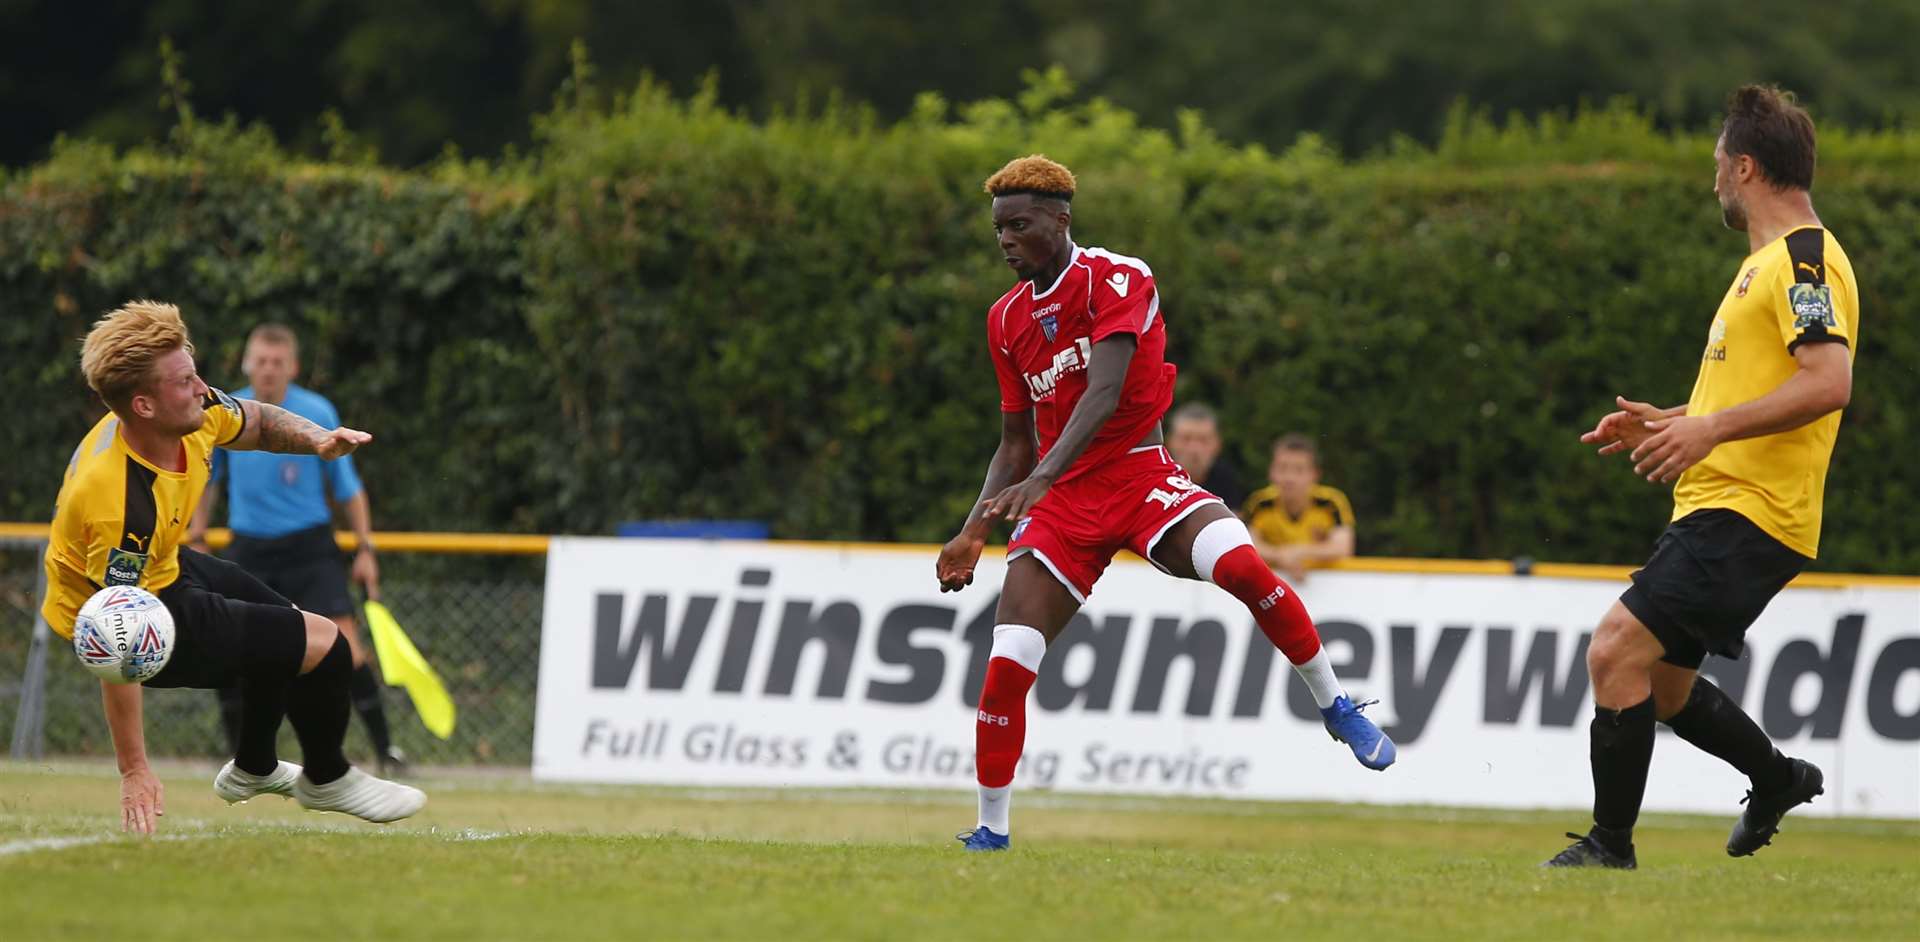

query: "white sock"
xmin=977 ymin=784 xmax=1011 ymax=835
xmin=1292 ymin=648 xmax=1344 ymax=709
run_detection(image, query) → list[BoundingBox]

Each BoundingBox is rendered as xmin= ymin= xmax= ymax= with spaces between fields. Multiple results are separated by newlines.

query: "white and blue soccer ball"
xmin=72 ymin=585 xmax=175 ymax=684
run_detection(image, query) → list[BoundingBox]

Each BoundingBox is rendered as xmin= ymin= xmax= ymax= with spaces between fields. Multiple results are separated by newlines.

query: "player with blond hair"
xmin=43 ymin=301 xmax=423 ymax=833
xmin=938 ymin=156 xmax=1394 ymax=851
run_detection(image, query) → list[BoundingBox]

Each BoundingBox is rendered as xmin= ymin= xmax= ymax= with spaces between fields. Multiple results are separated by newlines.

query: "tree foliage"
xmin=8 ymin=0 xmax=1920 ymax=166
xmin=4 ymin=73 xmax=1918 ymax=572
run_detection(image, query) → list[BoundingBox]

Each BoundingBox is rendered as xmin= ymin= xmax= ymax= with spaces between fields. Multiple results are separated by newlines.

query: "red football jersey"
xmin=987 ymin=244 xmax=1177 ymax=483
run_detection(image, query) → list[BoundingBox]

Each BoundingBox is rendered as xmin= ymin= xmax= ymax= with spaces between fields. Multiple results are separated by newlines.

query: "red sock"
xmin=975 ymin=656 xmax=1037 ymax=789
xmin=1209 ymin=544 xmax=1323 ymax=665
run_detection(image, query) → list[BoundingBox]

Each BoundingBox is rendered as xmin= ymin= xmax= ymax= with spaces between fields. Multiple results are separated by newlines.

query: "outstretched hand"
xmin=1631 ymin=415 xmax=1720 ymax=484
xmin=1580 ymin=396 xmax=1664 ymax=456
xmin=316 ymin=427 xmax=373 ymax=460
xmin=982 ymin=476 xmax=1051 ymax=525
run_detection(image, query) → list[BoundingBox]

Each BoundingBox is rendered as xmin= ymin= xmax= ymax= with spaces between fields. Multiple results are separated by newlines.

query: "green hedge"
xmin=5 ymin=83 xmax=1919 ymax=572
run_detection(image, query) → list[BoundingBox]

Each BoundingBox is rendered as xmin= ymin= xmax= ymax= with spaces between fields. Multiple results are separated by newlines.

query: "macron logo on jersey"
xmin=1025 ymin=337 xmax=1093 ymax=401
xmin=1107 ymin=272 xmax=1131 ymax=298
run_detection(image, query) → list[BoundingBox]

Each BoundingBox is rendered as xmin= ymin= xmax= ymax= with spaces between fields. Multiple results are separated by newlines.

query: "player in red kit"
xmin=937 ymin=156 xmax=1395 ymax=852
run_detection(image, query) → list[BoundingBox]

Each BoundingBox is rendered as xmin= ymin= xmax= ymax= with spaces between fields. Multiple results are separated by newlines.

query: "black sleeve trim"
xmin=204 ymin=387 xmax=246 ymax=445
xmin=1784 ymin=228 xmax=1827 ymax=284
xmin=1787 ymin=333 xmax=1850 ymax=355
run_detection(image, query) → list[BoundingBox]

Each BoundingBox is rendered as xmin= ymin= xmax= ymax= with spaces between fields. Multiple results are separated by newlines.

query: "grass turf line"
xmin=1 ymin=762 xmax=1915 ymax=941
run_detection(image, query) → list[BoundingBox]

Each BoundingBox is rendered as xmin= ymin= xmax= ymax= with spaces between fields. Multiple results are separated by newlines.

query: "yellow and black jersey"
xmin=1674 ymin=226 xmax=1858 ymax=558
xmin=1242 ymin=484 xmax=1355 ymax=547
xmin=40 ymin=390 xmax=247 ymax=638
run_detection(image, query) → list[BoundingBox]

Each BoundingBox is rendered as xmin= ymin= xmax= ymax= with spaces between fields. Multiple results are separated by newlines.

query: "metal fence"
xmin=2 ymin=535 xmax=545 ymax=766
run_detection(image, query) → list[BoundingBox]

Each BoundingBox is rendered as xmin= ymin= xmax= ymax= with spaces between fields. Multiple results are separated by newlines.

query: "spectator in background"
xmin=1241 ymin=434 xmax=1356 ymax=582
xmin=1167 ymin=402 xmax=1248 ymax=511
xmin=187 ymin=323 xmax=403 ymax=775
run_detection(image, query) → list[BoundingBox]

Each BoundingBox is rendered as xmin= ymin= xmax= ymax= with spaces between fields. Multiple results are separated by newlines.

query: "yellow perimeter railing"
xmin=2 ymin=522 xmax=1917 ymax=589
xmin=0 ymin=523 xmax=547 ymax=556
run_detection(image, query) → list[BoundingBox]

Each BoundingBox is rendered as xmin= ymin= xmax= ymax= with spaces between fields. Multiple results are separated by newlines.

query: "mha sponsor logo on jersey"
xmin=1025 ymin=337 xmax=1093 ymax=401
xmin=1788 ymin=283 xmax=1839 ymax=331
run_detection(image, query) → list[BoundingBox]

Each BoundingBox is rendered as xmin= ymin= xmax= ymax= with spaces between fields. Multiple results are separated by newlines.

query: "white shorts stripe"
xmin=1143 ymin=497 xmax=1226 ymax=574
xmin=1007 ymin=546 xmax=1089 ymax=604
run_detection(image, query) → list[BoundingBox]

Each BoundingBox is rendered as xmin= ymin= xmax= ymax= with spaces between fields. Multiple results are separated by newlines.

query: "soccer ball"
xmin=72 ymin=585 xmax=176 ymax=684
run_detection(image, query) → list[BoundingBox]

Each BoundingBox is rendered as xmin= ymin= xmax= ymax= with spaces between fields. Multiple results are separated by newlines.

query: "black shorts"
xmin=1619 ymin=508 xmax=1809 ymax=670
xmin=146 ymin=548 xmax=309 ymax=690
xmin=226 ymin=525 xmax=356 ymax=618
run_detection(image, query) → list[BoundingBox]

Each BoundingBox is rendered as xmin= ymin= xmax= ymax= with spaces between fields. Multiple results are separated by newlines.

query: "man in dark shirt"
xmin=1167 ymin=402 xmax=1247 ymax=510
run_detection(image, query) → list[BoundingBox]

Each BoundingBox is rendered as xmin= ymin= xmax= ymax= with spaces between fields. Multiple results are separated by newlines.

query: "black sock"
xmin=287 ymin=633 xmax=354 ymax=785
xmin=350 ymin=663 xmax=394 ymax=755
xmin=233 ymin=674 xmax=289 ymax=776
xmin=1590 ymin=696 xmax=1656 ymax=848
xmin=216 ymin=686 xmax=247 ymax=759
xmin=1663 ymin=677 xmax=1794 ymax=794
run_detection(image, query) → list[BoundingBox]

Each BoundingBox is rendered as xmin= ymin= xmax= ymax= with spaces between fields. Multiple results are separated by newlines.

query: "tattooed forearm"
xmin=256 ymin=402 xmax=328 ymax=454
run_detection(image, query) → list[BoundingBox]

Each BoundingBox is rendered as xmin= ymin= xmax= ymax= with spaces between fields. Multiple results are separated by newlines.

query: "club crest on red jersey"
xmin=1039 ymin=314 xmax=1058 ymax=342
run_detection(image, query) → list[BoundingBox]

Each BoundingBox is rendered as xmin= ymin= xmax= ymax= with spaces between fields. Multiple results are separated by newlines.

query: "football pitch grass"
xmin=2 ymin=761 xmax=1915 ymax=941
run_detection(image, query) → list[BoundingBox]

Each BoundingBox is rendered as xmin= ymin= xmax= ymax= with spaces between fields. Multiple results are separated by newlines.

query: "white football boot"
xmin=214 ymin=759 xmax=303 ymax=804
xmin=292 ymin=767 xmax=426 ymax=823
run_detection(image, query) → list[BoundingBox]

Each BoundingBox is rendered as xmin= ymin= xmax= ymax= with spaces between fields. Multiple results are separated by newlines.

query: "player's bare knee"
xmin=1154 ymin=503 xmax=1237 ymax=580
xmin=1587 ymin=620 xmax=1629 ymax=678
xmin=1586 ymin=635 xmax=1615 ymax=685
xmin=299 ymin=611 xmax=341 ymax=674
xmin=334 ymin=614 xmax=368 ymax=667
xmin=1588 ymin=607 xmax=1659 ymax=689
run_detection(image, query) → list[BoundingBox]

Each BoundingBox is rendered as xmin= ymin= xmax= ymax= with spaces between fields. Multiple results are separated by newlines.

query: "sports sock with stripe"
xmin=1193 ymin=517 xmax=1343 ymax=708
xmin=975 ymin=624 xmax=1044 ymax=835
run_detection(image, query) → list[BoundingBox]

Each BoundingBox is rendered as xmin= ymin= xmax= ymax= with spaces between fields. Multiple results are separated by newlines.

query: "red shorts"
xmin=1006 ymin=445 xmax=1224 ymax=602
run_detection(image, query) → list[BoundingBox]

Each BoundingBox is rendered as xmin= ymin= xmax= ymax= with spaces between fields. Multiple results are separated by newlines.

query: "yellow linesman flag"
xmin=362 ymin=599 xmax=456 ymax=740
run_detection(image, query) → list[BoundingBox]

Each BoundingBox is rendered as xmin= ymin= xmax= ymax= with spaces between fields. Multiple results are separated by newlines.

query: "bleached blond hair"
xmin=983 ymin=154 xmax=1077 ymax=200
xmin=80 ymin=300 xmax=196 ymax=411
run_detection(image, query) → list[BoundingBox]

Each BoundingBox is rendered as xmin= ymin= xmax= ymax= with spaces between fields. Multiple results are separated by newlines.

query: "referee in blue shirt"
xmin=188 ymin=323 xmax=401 ymax=773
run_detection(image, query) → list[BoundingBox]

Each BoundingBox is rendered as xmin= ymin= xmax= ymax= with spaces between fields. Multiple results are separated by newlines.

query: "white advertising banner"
xmin=534 ymin=538 xmax=1920 ymax=818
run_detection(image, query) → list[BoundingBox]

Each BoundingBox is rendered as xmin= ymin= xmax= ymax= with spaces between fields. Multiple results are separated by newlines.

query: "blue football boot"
xmin=1320 ymin=696 xmax=1396 ymax=771
xmin=956 ymin=826 xmax=1010 ymax=852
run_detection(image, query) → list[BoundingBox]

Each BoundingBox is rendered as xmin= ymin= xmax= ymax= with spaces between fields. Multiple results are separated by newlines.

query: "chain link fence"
xmin=2 ymin=539 xmax=545 ymax=767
